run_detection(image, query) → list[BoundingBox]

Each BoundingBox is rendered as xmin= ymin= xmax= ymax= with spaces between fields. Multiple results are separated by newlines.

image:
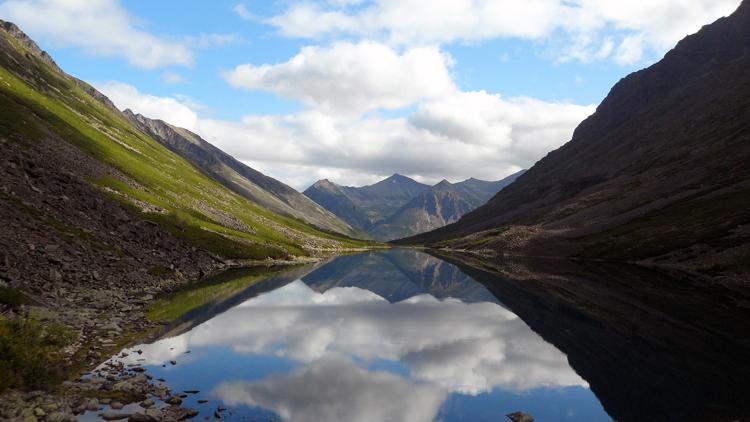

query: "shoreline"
xmin=0 ymin=248 xmax=383 ymax=421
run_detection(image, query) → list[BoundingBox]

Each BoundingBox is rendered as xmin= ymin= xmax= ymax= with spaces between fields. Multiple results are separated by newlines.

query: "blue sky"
xmin=0 ymin=0 xmax=741 ymax=189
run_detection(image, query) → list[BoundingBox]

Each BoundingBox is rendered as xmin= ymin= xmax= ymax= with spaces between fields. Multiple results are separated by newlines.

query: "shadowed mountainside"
xmin=400 ymin=2 xmax=750 ymax=279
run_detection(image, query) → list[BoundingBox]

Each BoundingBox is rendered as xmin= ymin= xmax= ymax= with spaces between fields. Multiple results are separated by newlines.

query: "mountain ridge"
xmin=369 ymin=171 xmax=525 ymax=240
xmin=305 ymin=171 xmax=524 ymax=240
xmin=123 ymin=110 xmax=363 ymax=238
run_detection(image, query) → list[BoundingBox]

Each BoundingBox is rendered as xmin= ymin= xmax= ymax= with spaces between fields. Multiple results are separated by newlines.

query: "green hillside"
xmin=0 ymin=24 xmax=371 ymax=260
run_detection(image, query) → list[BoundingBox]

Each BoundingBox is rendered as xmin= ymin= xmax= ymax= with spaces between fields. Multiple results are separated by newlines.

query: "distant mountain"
xmin=124 ymin=111 xmax=362 ymax=238
xmin=400 ymin=1 xmax=750 ymax=278
xmin=305 ymin=171 xmax=524 ymax=240
xmin=303 ymin=179 xmax=374 ymax=231
xmin=370 ymin=171 xmax=524 ymax=240
xmin=304 ymin=174 xmax=431 ymax=232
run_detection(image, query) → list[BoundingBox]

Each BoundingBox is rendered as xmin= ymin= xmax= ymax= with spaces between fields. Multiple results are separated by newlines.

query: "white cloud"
xmin=198 ymin=92 xmax=593 ymax=189
xmin=572 ymin=0 xmax=740 ymax=48
xmin=99 ymin=81 xmax=592 ymax=189
xmin=233 ymin=3 xmax=256 ymax=21
xmin=223 ymin=41 xmax=456 ymax=114
xmin=267 ymin=0 xmax=742 ymax=65
xmin=267 ymin=3 xmax=360 ymax=38
xmin=268 ymin=0 xmax=562 ymax=43
xmin=555 ymin=34 xmax=615 ymax=64
xmin=615 ymin=35 xmax=645 ymax=65
xmin=95 ymin=81 xmax=199 ymax=131
xmin=161 ymin=71 xmax=185 ymax=85
xmin=217 ymin=42 xmax=593 ymax=189
xmin=0 ymin=0 xmax=194 ymax=69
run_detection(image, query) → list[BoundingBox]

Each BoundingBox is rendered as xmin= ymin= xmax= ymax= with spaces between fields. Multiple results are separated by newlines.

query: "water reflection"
xmin=115 ymin=250 xmax=619 ymax=421
xmin=303 ymin=249 xmax=500 ymax=304
xmin=175 ymin=280 xmax=585 ymax=392
xmin=216 ymin=359 xmax=448 ymax=422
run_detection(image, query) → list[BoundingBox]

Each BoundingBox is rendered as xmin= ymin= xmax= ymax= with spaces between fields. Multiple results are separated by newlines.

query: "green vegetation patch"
xmin=0 ymin=315 xmax=75 ymax=391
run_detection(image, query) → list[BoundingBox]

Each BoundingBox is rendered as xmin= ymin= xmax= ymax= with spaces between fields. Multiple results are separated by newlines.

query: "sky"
xmin=0 ymin=0 xmax=742 ymax=190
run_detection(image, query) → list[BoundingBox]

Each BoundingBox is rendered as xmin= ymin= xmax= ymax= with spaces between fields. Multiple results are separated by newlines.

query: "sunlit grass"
xmin=0 ymin=31 xmax=373 ymax=260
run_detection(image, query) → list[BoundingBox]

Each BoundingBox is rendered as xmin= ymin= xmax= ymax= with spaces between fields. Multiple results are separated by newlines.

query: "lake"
xmin=85 ymin=248 xmax=750 ymax=422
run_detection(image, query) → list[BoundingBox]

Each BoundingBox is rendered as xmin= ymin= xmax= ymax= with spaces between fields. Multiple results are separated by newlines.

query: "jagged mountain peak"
xmin=0 ymin=19 xmax=60 ymax=71
xmin=310 ymin=178 xmax=340 ymax=190
xmin=304 ymin=170 xmax=526 ymax=240
xmin=377 ymin=173 xmax=422 ymax=186
xmin=433 ymin=179 xmax=454 ymax=190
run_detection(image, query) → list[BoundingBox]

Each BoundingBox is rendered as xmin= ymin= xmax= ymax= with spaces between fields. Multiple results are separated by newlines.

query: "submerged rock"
xmin=165 ymin=396 xmax=182 ymax=405
xmin=506 ymin=411 xmax=534 ymax=422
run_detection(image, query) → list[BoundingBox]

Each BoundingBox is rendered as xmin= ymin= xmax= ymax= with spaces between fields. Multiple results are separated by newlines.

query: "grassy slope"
xmin=0 ymin=30 xmax=371 ymax=260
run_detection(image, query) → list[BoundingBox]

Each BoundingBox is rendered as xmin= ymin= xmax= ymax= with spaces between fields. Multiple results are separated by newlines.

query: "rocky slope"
xmin=401 ymin=1 xmax=750 ymax=279
xmin=124 ymin=111 xmax=362 ymax=238
xmin=305 ymin=172 xmax=523 ymax=240
xmin=369 ymin=180 xmax=475 ymax=240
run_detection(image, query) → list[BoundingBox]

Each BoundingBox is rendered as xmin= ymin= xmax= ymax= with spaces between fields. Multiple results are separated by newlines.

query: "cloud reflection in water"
xmin=121 ymin=277 xmax=588 ymax=421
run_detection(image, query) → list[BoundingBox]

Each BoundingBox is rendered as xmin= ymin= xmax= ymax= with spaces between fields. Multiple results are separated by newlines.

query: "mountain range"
xmin=400 ymin=1 xmax=750 ymax=279
xmin=304 ymin=171 xmax=524 ymax=240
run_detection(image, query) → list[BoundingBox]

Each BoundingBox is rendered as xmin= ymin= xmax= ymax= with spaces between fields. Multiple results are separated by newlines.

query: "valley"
xmin=0 ymin=1 xmax=749 ymax=421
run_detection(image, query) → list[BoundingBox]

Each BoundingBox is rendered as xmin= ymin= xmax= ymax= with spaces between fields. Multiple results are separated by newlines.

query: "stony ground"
xmin=0 ymin=131 xmax=292 ymax=419
xmin=0 ymin=353 xmax=204 ymax=421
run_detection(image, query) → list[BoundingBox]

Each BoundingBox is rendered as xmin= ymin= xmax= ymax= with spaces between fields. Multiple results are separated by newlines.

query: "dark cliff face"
xmin=402 ymin=2 xmax=750 ymax=276
xmin=123 ymin=111 xmax=361 ymax=238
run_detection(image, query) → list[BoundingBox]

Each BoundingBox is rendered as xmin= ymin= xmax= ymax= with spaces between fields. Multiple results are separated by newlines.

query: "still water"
xmin=95 ymin=249 xmax=750 ymax=422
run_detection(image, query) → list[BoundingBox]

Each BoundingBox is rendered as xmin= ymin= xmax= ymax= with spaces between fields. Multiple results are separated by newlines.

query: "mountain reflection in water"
xmin=106 ymin=249 xmax=750 ymax=422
